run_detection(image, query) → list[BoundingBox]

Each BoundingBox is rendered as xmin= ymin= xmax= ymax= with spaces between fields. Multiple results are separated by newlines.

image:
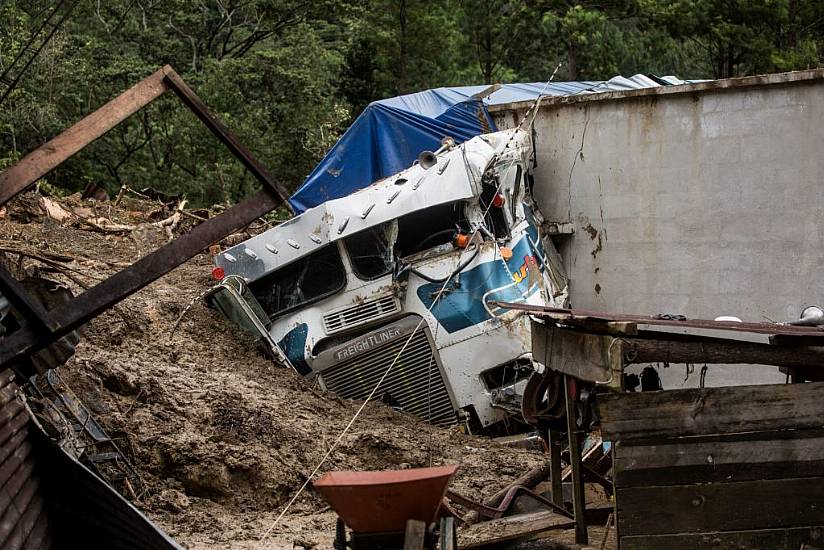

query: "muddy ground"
xmin=1 ymin=192 xmax=547 ymax=549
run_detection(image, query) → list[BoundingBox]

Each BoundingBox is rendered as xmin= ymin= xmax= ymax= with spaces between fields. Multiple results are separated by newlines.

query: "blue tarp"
xmin=288 ymin=78 xmax=679 ymax=213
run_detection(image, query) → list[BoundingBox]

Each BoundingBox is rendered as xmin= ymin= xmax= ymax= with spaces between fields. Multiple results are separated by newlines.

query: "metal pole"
xmin=564 ymin=374 xmax=588 ymax=544
xmin=547 ymin=429 xmax=564 ymax=508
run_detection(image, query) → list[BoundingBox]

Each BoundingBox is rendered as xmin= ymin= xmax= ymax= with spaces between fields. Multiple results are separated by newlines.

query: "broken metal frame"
xmin=0 ymin=65 xmax=293 ymax=369
xmin=493 ymin=300 xmax=824 ymax=546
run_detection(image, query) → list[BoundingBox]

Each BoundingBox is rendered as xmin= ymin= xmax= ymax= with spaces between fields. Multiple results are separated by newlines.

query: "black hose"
xmin=406 ymin=244 xmax=480 ymax=284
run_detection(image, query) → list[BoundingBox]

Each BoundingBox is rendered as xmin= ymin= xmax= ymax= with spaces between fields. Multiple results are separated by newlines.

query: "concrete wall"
xmin=491 ymin=70 xmax=824 ymax=388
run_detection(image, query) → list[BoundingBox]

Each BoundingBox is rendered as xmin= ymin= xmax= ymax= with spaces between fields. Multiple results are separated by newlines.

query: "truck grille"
xmin=320 ymin=328 xmax=457 ymax=426
xmin=322 ymin=294 xmax=400 ymax=334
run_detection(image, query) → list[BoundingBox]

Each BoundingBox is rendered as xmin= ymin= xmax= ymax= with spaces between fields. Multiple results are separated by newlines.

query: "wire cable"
xmin=258 ymin=244 xmax=470 ymax=543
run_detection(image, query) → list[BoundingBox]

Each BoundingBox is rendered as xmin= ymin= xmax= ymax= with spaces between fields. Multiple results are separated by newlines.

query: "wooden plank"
xmin=403 ymin=519 xmax=426 ymax=550
xmin=458 ymin=510 xmax=575 ymax=548
xmin=615 ymin=433 xmax=824 ymax=487
xmin=635 ymin=323 xmax=772 ymax=344
xmin=0 ymin=66 xmax=170 ymax=206
xmin=616 ymin=477 xmax=824 ymax=536
xmin=599 ymin=382 xmax=824 ymax=442
xmin=621 ymin=526 xmax=824 ymax=549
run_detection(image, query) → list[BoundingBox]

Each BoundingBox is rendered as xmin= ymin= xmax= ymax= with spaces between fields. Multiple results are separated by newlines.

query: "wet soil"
xmin=1 ymin=193 xmax=545 ymax=549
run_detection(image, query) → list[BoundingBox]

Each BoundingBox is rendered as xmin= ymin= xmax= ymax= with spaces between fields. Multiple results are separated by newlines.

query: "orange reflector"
xmin=491 ymin=193 xmax=505 ymax=208
xmin=211 ymin=266 xmax=225 ymax=280
xmin=454 ymin=233 xmax=470 ymax=248
xmin=500 ymin=247 xmax=513 ymax=260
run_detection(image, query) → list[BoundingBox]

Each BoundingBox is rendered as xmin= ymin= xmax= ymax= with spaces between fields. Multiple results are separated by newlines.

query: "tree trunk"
xmin=624 ymin=339 xmax=824 ymax=369
xmin=567 ymin=42 xmax=578 ymax=80
xmin=397 ymin=0 xmax=408 ymax=94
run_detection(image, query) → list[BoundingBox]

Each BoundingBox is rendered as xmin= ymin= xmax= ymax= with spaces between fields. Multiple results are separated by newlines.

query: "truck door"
xmin=205 ymin=275 xmax=294 ymax=369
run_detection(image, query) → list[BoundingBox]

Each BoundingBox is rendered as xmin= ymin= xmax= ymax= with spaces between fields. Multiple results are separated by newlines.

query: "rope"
xmin=168 ymin=287 xmax=212 ymax=341
xmin=260 ymin=68 xmax=566 ymax=540
xmin=259 ymin=244 xmax=471 ymax=543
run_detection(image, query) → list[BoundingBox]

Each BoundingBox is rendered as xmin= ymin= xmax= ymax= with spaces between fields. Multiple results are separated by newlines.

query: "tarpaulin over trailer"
xmin=288 ymin=76 xmax=691 ymax=213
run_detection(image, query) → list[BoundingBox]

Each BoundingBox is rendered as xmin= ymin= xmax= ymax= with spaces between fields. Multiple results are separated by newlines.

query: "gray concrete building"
xmin=491 ymin=70 xmax=824 ymax=388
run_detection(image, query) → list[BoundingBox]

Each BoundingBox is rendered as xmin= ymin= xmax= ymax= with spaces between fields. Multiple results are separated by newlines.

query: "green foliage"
xmin=0 ymin=0 xmax=822 ymax=207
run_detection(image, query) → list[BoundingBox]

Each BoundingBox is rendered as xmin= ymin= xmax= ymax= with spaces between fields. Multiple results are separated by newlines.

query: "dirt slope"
xmin=1 ymin=193 xmax=542 ymax=549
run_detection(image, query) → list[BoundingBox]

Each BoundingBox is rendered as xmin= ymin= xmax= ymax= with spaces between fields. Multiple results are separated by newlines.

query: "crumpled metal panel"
xmin=0 ymin=368 xmax=181 ymax=549
xmin=0 ymin=370 xmax=49 ymax=550
xmin=30 ymin=422 xmax=181 ymax=550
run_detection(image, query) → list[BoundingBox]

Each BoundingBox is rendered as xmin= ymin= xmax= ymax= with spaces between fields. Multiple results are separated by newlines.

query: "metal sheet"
xmin=216 ymin=131 xmax=514 ymax=280
xmin=0 ymin=374 xmax=49 ymax=550
xmin=530 ymin=320 xmax=623 ymax=388
xmin=313 ymin=465 xmax=458 ymax=534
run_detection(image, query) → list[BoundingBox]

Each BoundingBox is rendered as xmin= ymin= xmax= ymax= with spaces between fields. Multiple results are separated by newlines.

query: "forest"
xmin=1 ymin=0 xmax=822 ymax=207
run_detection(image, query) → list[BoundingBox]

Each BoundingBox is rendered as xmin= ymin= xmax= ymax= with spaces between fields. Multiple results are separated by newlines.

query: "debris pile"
xmin=1 ymin=191 xmax=544 ymax=548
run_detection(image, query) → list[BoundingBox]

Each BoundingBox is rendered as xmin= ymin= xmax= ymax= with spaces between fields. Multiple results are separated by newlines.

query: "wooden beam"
xmin=616 ymin=477 xmax=824 ymax=536
xmin=0 ymin=190 xmax=280 ymax=368
xmin=620 ymin=526 xmax=824 ymax=550
xmin=548 ymin=429 xmax=564 ymax=508
xmin=162 ymin=71 xmax=293 ymax=211
xmin=403 ymin=519 xmax=426 ymax=550
xmin=459 ymin=510 xmax=574 ymax=548
xmin=624 ymin=338 xmax=824 ymax=369
xmin=0 ymin=66 xmax=292 ymax=370
xmin=0 ymin=66 xmax=170 ymax=206
xmin=599 ymin=381 xmax=824 ymax=442
xmin=614 ymin=432 xmax=824 ymax=488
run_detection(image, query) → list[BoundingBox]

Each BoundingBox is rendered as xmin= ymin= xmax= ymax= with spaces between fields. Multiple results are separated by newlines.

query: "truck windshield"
xmin=249 ymin=244 xmax=346 ymax=319
xmin=343 ymin=222 xmax=397 ymax=280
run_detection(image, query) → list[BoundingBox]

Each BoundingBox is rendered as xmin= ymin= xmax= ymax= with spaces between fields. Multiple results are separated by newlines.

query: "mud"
xmin=1 ymin=193 xmax=544 ymax=549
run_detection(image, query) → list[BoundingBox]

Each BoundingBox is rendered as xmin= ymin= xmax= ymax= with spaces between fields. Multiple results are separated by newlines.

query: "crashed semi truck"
xmin=206 ymin=129 xmax=569 ymax=433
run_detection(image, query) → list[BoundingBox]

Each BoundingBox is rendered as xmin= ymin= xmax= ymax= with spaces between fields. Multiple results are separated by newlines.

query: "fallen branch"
xmin=153 ymin=199 xmax=186 ymax=241
xmin=0 ymin=242 xmax=130 ymax=268
xmin=77 ymin=217 xmax=137 ymax=234
xmin=0 ymin=247 xmax=104 ymax=281
xmin=0 ymin=246 xmax=135 ymax=326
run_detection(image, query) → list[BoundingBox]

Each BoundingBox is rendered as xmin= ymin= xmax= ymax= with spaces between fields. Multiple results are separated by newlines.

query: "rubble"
xmin=1 ymin=192 xmax=545 ymax=548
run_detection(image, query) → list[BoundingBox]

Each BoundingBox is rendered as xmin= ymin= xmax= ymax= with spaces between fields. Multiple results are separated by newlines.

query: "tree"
xmin=639 ymin=0 xmax=820 ymax=78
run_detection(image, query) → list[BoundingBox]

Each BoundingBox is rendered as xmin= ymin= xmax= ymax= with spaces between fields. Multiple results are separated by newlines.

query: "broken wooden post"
xmin=403 ymin=519 xmax=426 ymax=550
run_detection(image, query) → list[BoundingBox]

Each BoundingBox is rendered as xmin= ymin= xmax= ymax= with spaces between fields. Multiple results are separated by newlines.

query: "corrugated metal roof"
xmin=0 ymin=370 xmax=49 ymax=550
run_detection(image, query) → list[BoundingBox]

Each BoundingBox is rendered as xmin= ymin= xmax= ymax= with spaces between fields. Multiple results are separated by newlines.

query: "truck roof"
xmin=216 ymin=129 xmax=530 ymax=283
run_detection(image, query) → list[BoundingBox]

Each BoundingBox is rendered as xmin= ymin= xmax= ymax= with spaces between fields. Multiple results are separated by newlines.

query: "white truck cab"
xmin=206 ymin=129 xmax=568 ymax=433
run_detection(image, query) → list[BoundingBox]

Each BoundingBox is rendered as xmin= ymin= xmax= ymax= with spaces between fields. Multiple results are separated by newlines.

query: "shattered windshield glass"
xmin=249 ymin=244 xmax=346 ymax=319
xmin=343 ymin=222 xmax=397 ymax=280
